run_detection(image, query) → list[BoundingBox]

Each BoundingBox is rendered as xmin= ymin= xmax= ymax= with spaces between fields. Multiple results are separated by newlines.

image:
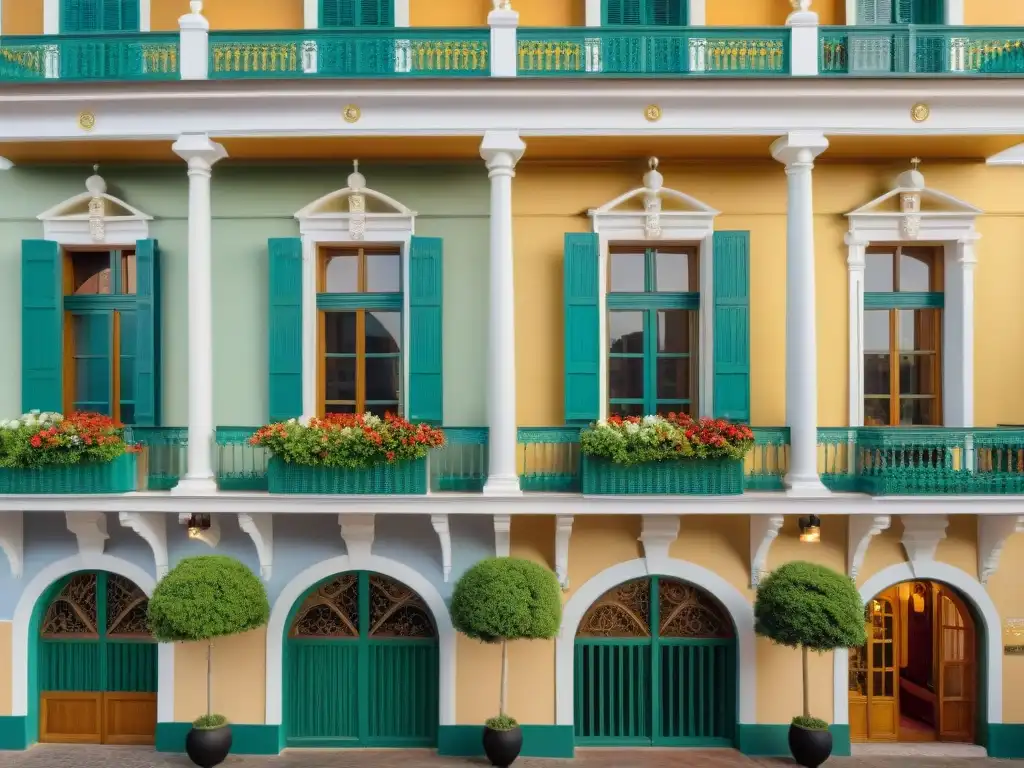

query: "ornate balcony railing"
xmin=0 ymin=32 xmax=179 ymax=81
xmin=819 ymin=25 xmax=1024 ymax=75
xmin=208 ymin=28 xmax=489 ymax=79
xmin=517 ymin=26 xmax=789 ymax=76
xmin=124 ymin=426 xmax=188 ymax=490
xmin=432 ymin=427 xmax=489 ymax=492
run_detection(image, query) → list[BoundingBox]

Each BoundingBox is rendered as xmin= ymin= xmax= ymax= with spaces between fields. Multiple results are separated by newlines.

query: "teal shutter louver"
xmin=64 ymin=0 xmax=138 ymax=31
xmin=856 ymin=0 xmax=890 ymax=23
xmin=133 ymin=239 xmax=159 ymax=426
xmin=268 ymin=238 xmax=304 ymax=423
xmin=711 ymin=231 xmax=750 ymax=424
xmin=407 ymin=236 xmax=444 ymax=424
xmin=360 ymin=0 xmax=393 ymax=25
xmin=605 ymin=0 xmax=643 ymax=24
xmin=21 ymin=240 xmax=63 ymax=414
xmin=563 ymin=233 xmax=600 ymax=425
xmin=605 ymin=0 xmax=682 ymax=24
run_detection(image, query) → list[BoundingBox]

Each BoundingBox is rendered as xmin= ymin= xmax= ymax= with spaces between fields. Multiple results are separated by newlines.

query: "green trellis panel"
xmin=573 ymin=576 xmax=737 ymax=746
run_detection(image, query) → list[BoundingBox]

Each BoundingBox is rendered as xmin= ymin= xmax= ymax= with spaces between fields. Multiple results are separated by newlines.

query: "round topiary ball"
xmin=451 ymin=557 xmax=562 ymax=644
xmin=148 ymin=555 xmax=270 ymax=643
xmin=754 ymin=560 xmax=866 ymax=652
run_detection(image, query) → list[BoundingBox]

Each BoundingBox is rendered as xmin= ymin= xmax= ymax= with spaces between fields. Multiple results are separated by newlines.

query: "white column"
xmin=786 ymin=2 xmax=819 ymax=76
xmin=944 ymin=236 xmax=978 ymax=427
xmin=488 ymin=6 xmax=519 ymax=77
xmin=171 ymin=133 xmax=227 ymax=496
xmin=845 ymin=233 xmax=867 ymax=427
xmin=179 ymin=1 xmax=210 ymax=81
xmin=771 ymin=131 xmax=829 ymax=496
xmin=480 ymin=131 xmax=526 ymax=497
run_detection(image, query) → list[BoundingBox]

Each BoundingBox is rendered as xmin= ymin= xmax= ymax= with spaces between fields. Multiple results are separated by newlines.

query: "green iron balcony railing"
xmin=207 ymin=28 xmax=490 ymax=79
xmin=123 ymin=426 xmax=188 ymax=491
xmin=0 ymin=32 xmax=179 ymax=81
xmin=432 ymin=427 xmax=489 ymax=492
xmin=517 ymin=27 xmax=789 ymax=77
xmin=820 ymin=25 xmax=1024 ymax=75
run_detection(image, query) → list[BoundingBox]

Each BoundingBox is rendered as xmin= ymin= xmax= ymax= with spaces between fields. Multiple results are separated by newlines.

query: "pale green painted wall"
xmin=0 ymin=163 xmax=488 ymax=427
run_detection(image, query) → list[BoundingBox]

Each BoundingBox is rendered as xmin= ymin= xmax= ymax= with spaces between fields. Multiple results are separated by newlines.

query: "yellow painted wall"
xmin=0 ymin=622 xmax=10 ymax=717
xmin=513 ymin=159 xmax=1024 ymax=428
xmin=989 ymin=532 xmax=1024 ymax=723
xmin=151 ymin=0 xmax=303 ymax=31
xmin=173 ymin=628 xmax=266 ymax=724
xmin=2 ymin=0 xmax=43 ymax=34
xmin=967 ymin=0 xmax=1024 ymax=26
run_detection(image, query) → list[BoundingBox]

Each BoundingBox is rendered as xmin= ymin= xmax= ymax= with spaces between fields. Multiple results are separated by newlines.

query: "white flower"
xmin=642 ymin=415 xmax=660 ymax=426
xmin=28 ymin=410 xmax=40 ymax=415
xmin=363 ymin=412 xmax=381 ymax=427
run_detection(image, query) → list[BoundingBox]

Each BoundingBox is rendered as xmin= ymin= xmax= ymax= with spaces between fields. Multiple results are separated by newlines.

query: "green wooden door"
xmin=285 ymin=571 xmax=439 ymax=747
xmin=573 ymin=576 xmax=736 ymax=746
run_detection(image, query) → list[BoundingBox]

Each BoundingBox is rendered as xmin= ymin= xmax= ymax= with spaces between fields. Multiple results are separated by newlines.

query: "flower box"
xmin=0 ymin=452 xmax=137 ymax=494
xmin=267 ymin=456 xmax=428 ymax=495
xmin=582 ymin=455 xmax=744 ymax=495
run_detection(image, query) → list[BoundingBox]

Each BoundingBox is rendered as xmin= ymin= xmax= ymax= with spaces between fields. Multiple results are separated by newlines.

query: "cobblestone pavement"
xmin=0 ymin=747 xmax=1020 ymax=768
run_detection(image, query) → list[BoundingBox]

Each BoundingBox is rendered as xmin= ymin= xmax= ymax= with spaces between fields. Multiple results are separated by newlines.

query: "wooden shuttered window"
xmin=604 ymin=0 xmax=686 ymax=25
xmin=320 ymin=0 xmax=394 ymax=27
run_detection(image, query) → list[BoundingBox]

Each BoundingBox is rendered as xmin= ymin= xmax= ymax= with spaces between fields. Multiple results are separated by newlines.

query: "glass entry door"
xmin=849 ymin=589 xmax=899 ymax=741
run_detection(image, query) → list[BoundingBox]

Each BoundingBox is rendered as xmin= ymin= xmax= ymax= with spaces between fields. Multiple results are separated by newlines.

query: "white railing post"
xmin=488 ymin=0 xmax=519 ymax=77
xmin=179 ymin=0 xmax=210 ymax=80
xmin=787 ymin=0 xmax=819 ymax=76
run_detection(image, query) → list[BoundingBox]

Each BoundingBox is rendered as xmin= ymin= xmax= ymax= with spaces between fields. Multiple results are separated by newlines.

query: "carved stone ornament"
xmin=347 ymin=160 xmax=366 ymax=240
xmin=642 ymin=157 xmax=664 ymax=239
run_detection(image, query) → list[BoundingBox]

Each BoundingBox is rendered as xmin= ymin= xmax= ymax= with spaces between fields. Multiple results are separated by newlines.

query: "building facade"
xmin=1 ymin=0 xmax=1024 ymax=759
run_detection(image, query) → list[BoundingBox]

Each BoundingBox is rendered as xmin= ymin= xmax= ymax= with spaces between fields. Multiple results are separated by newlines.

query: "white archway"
xmin=265 ymin=554 xmax=455 ymax=726
xmin=11 ymin=554 xmax=173 ymax=723
xmin=556 ymin=558 xmax=756 ymax=726
xmin=831 ymin=560 xmax=1002 ymax=728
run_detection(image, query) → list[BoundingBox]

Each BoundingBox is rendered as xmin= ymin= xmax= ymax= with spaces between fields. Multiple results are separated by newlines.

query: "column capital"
xmin=179 ymin=0 xmax=209 ymax=29
xmin=172 ymin=133 xmax=227 ymax=169
xmin=487 ymin=8 xmax=519 ymax=27
xmin=770 ymin=131 xmax=828 ymax=167
xmin=480 ymin=130 xmax=525 ymax=171
xmin=0 ymin=157 xmax=13 ymax=171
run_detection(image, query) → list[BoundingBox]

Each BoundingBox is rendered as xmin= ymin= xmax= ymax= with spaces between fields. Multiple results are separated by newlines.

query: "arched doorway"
xmin=283 ymin=570 xmax=439 ymax=747
xmin=35 ymin=571 xmax=157 ymax=744
xmin=849 ymin=581 xmax=977 ymax=744
xmin=573 ymin=576 xmax=737 ymax=746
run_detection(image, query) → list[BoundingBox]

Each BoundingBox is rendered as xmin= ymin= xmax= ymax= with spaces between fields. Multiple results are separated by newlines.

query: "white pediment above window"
xmin=37 ymin=166 xmax=152 ymax=245
xmin=589 ymin=158 xmax=719 ymax=240
xmin=294 ymin=161 xmax=416 ymax=241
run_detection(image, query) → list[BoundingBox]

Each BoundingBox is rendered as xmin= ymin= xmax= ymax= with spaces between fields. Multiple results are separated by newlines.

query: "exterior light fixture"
xmin=798 ymin=515 xmax=821 ymax=543
xmin=186 ymin=513 xmax=212 ymax=539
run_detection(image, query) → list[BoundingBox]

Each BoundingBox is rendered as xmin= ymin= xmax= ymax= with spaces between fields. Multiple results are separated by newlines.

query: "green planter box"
xmin=0 ymin=452 xmax=137 ymax=494
xmin=582 ymin=455 xmax=744 ymax=495
xmin=267 ymin=456 xmax=428 ymax=495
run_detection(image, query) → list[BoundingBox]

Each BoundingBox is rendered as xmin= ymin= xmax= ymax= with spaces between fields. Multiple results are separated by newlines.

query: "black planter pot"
xmin=482 ymin=724 xmax=523 ymax=768
xmin=185 ymin=724 xmax=233 ymax=768
xmin=788 ymin=723 xmax=833 ymax=768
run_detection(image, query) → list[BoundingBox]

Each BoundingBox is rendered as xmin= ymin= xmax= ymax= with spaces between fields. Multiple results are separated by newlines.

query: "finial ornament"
xmin=790 ymin=0 xmax=811 ymax=10
xmin=493 ymin=0 xmax=512 ymax=9
xmin=190 ymin=0 xmax=202 ymax=14
xmin=911 ymin=156 xmax=921 ymax=170
xmin=649 ymin=157 xmax=659 ymax=170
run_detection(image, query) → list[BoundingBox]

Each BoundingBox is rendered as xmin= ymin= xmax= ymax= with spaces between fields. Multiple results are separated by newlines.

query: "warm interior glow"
xmin=798 ymin=526 xmax=821 ymax=543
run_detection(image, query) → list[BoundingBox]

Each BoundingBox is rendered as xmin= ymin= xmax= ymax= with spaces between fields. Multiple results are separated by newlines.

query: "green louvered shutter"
xmin=712 ymin=231 xmax=750 ymax=424
xmin=268 ymin=238 xmax=304 ymax=423
xmin=21 ymin=240 xmax=63 ymax=414
xmin=133 ymin=239 xmax=159 ymax=426
xmin=359 ymin=0 xmax=393 ymax=25
xmin=563 ymin=233 xmax=600 ymax=425
xmin=648 ymin=0 xmax=685 ymax=25
xmin=893 ymin=0 xmax=913 ymax=22
xmin=911 ymin=0 xmax=942 ymax=22
xmin=101 ymin=0 xmax=138 ymax=30
xmin=856 ymin=0 xmax=888 ymax=23
xmin=407 ymin=236 xmax=443 ymax=424
xmin=62 ymin=0 xmax=99 ymax=32
xmin=321 ymin=0 xmax=357 ymax=26
xmin=605 ymin=0 xmax=644 ymax=24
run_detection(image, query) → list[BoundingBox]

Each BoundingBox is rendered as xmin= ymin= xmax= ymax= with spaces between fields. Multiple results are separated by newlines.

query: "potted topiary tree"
xmin=147 ymin=555 xmax=270 ymax=768
xmin=450 ymin=557 xmax=562 ymax=768
xmin=754 ymin=560 xmax=866 ymax=768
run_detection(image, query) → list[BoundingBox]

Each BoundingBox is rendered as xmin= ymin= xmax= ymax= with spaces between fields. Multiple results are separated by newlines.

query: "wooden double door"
xmin=849 ymin=582 xmax=975 ymax=743
xmin=38 ymin=572 xmax=158 ymax=744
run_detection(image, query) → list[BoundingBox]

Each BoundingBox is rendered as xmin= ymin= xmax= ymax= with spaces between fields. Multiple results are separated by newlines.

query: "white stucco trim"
xmin=294 ymin=173 xmax=416 ymax=421
xmin=37 ymin=168 xmax=152 ymax=246
xmin=831 ymin=560 xmax=1002 ymax=728
xmin=43 ymin=0 xmax=151 ymax=33
xmin=556 ymin=557 xmax=755 ymax=726
xmin=264 ymin=553 xmax=455 ymax=727
xmin=845 ymin=0 xmax=962 ymax=23
xmin=304 ymin=0 xmax=409 ymax=27
xmin=11 ymin=554 xmax=174 ymax=723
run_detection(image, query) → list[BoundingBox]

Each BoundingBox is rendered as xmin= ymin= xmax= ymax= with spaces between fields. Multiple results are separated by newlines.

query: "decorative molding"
xmin=0 ymin=157 xmax=13 ymax=170
xmin=65 ymin=510 xmax=109 ymax=556
xmin=177 ymin=512 xmax=220 ymax=548
xmin=640 ymin=515 xmax=680 ymax=566
xmin=847 ymin=515 xmax=891 ymax=580
xmin=238 ymin=513 xmax=273 ymax=581
xmin=118 ymin=512 xmax=169 ymax=578
xmin=37 ymin=165 xmax=153 ymax=245
xmin=0 ymin=512 xmax=24 ymax=578
xmin=978 ymin=515 xmax=1024 ymax=584
xmin=900 ymin=514 xmax=949 ymax=573
xmin=338 ymin=513 xmax=375 ymax=565
xmin=750 ymin=515 xmax=784 ymax=587
xmin=493 ymin=514 xmax=511 ymax=557
xmin=430 ymin=514 xmax=452 ymax=582
xmin=554 ymin=515 xmax=573 ymax=590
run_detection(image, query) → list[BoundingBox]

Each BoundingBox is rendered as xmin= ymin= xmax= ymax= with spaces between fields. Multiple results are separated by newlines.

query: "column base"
xmin=784 ymin=473 xmax=831 ymax=497
xmin=482 ymin=474 xmax=523 ymax=497
xmin=170 ymin=476 xmax=219 ymax=496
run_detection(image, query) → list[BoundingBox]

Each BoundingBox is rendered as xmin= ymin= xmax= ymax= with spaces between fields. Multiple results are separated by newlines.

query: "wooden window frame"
xmin=316 ymin=245 xmax=403 ymax=418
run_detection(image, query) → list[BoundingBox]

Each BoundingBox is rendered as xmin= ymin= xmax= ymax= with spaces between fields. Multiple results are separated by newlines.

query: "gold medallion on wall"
xmin=78 ymin=110 xmax=97 ymax=132
xmin=644 ymin=104 xmax=663 ymax=122
xmin=342 ymin=104 xmax=361 ymax=124
xmin=910 ymin=103 xmax=930 ymax=123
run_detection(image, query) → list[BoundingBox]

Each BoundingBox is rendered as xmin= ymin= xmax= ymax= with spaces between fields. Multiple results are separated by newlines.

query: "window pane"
xmin=656 ymin=358 xmax=690 ymax=400
xmin=120 ymin=356 xmax=135 ymax=401
xmin=864 ymin=354 xmax=891 ymax=395
xmin=119 ymin=404 xmax=135 ymax=425
xmin=899 ymin=354 xmax=937 ymax=395
xmin=865 ymin=252 xmax=894 ymax=292
xmin=609 ymin=357 xmax=644 ymax=400
xmin=657 ymin=402 xmax=692 ymax=417
xmin=864 ymin=398 xmax=891 ymax=426
xmin=610 ymin=402 xmax=644 ymax=417
xmin=325 ymin=312 xmax=357 ymax=354
xmin=864 ymin=310 xmax=891 ymax=352
xmin=325 ymin=357 xmax=356 ymax=402
xmin=899 ymin=398 xmax=938 ymax=426
xmin=899 ymin=248 xmax=933 ymax=292
xmin=898 ymin=309 xmax=939 ymax=352
xmin=366 ymin=312 xmax=401 ymax=354
xmin=658 ymin=310 xmax=692 ymax=353
xmin=119 ymin=311 xmax=136 ymax=401
xmin=72 ymin=314 xmax=110 ymax=412
xmin=72 ymin=252 xmax=112 ymax=295
xmin=325 ymin=253 xmax=358 ymax=292
xmin=609 ymin=252 xmax=645 ymax=292
xmin=609 ymin=311 xmax=644 ymax=353
xmin=655 ymin=251 xmax=692 ymax=292
xmin=367 ymin=402 xmax=400 ymax=418
xmin=326 ymin=403 xmax=356 ymax=414
xmin=120 ymin=251 xmax=136 ymax=295
xmin=366 ymin=254 xmax=401 ymax=293
xmin=366 ymin=358 xmax=400 ymax=402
